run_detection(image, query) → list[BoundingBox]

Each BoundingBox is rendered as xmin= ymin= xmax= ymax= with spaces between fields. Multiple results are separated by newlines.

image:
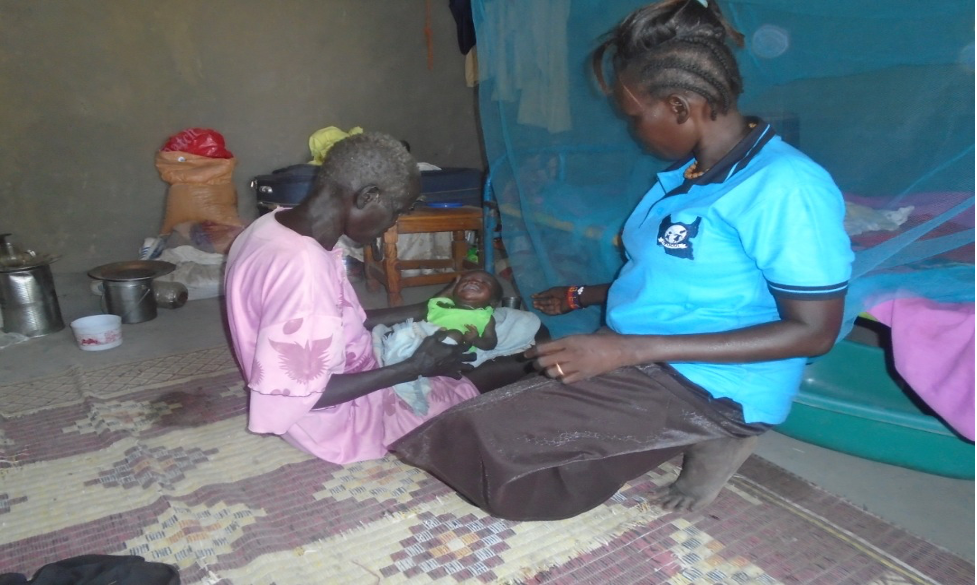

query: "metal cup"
xmin=102 ymin=279 xmax=156 ymax=324
xmin=500 ymin=296 xmax=522 ymax=309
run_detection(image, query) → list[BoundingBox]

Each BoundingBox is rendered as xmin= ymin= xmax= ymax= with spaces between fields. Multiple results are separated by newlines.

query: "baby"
xmin=426 ymin=270 xmax=501 ymax=351
xmin=372 ymin=270 xmax=541 ymax=415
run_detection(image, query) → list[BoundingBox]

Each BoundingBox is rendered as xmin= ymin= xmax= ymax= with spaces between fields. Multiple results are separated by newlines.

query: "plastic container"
xmin=70 ymin=314 xmax=123 ymax=351
xmin=153 ymin=281 xmax=188 ymax=309
xmin=778 ymin=339 xmax=975 ymax=479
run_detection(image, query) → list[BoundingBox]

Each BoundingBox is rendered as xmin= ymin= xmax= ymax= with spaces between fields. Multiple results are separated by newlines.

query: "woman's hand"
xmin=316 ymin=329 xmax=475 ymax=409
xmin=531 ymin=287 xmax=573 ymax=315
xmin=524 ymin=295 xmax=846 ymax=387
xmin=408 ymin=329 xmax=476 ymax=379
xmin=526 ymin=331 xmax=637 ymax=384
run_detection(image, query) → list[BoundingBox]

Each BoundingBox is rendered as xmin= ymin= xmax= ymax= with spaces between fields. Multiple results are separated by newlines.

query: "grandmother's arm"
xmin=362 ymin=302 xmax=428 ymax=329
xmin=362 ymin=279 xmax=457 ymax=329
xmin=529 ymin=295 xmax=845 ymax=384
xmin=313 ymin=329 xmax=474 ymax=408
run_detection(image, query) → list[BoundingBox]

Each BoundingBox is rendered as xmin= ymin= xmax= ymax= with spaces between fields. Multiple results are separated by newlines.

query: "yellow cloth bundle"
xmin=308 ymin=126 xmax=363 ymax=165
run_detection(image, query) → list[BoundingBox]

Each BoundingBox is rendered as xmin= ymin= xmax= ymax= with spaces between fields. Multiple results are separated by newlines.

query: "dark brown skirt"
xmin=390 ymin=363 xmax=769 ymax=521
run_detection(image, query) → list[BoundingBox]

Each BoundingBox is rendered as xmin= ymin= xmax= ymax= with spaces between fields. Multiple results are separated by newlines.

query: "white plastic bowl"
xmin=70 ymin=314 xmax=123 ymax=351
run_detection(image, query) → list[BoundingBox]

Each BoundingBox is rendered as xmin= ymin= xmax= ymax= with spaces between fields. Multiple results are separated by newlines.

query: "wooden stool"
xmin=363 ymin=205 xmax=484 ymax=306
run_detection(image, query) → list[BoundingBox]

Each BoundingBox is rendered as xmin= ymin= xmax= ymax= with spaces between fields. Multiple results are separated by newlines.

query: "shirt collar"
xmin=660 ymin=116 xmax=777 ymax=197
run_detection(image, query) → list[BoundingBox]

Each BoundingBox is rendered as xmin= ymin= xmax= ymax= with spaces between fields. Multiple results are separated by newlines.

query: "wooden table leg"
xmin=382 ymin=227 xmax=403 ymax=306
xmin=451 ymin=229 xmax=468 ymax=272
xmin=364 ymin=240 xmax=381 ymax=292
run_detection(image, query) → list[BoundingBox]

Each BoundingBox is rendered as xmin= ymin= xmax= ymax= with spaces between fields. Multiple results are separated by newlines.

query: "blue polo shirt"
xmin=606 ymin=121 xmax=853 ymax=424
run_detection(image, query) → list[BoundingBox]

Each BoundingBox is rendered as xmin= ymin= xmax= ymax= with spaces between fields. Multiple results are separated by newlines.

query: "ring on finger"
xmin=554 ymin=363 xmax=565 ymax=377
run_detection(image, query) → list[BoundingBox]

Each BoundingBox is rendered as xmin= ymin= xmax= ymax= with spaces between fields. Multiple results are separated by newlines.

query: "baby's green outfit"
xmin=426 ymin=297 xmax=494 ymax=335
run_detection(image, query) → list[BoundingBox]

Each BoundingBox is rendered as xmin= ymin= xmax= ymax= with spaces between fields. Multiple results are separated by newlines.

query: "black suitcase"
xmin=251 ymin=165 xmax=483 ymax=212
xmin=417 ymin=168 xmax=483 ymax=208
xmin=251 ymin=164 xmax=318 ymax=209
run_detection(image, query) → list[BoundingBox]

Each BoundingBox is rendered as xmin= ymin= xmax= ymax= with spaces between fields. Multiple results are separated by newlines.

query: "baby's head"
xmin=451 ymin=270 xmax=503 ymax=309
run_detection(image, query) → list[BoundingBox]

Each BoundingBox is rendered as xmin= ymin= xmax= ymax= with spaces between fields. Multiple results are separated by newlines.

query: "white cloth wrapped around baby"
xmin=372 ymin=307 xmax=542 ymax=415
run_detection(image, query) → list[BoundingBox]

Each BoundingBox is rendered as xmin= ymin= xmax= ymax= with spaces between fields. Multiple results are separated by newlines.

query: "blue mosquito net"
xmin=473 ymin=0 xmax=975 ymax=340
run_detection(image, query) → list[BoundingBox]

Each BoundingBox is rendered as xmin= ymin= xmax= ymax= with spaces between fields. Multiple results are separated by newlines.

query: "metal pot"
xmin=88 ymin=260 xmax=176 ymax=324
xmin=0 ymin=234 xmax=64 ymax=337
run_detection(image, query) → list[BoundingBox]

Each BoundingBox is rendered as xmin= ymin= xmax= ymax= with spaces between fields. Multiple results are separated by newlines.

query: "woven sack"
xmin=155 ymin=151 xmax=242 ymax=234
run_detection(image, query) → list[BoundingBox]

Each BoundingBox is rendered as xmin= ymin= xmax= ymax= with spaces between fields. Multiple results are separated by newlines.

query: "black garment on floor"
xmin=0 ymin=555 xmax=180 ymax=585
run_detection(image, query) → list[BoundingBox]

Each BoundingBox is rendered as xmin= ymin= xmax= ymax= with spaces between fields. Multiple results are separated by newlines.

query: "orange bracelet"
xmin=566 ymin=286 xmax=584 ymax=310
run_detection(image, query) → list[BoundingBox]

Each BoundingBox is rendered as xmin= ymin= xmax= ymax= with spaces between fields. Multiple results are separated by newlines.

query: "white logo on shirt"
xmin=657 ymin=215 xmax=701 ymax=259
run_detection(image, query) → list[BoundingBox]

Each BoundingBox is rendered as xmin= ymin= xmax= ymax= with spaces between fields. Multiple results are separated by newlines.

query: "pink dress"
xmin=224 ymin=210 xmax=479 ymax=463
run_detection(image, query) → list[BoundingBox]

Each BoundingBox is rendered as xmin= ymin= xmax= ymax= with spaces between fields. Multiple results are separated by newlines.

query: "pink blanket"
xmin=868 ymin=298 xmax=975 ymax=441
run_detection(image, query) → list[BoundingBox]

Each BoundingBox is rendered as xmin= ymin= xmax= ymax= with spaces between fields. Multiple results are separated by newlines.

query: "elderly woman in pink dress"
xmin=224 ymin=132 xmax=481 ymax=464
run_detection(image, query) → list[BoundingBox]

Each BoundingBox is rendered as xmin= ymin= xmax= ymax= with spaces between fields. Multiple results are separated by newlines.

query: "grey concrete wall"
xmin=0 ymin=1 xmax=484 ymax=273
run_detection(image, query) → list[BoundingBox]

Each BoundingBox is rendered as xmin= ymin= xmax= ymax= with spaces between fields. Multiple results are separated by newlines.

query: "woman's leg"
xmin=463 ymin=353 xmax=540 ymax=393
xmin=393 ymin=363 xmax=759 ymax=521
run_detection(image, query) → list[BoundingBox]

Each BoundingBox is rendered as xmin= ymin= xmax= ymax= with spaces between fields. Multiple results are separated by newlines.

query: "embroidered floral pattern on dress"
xmin=426 ymin=381 xmax=455 ymax=406
xmin=282 ymin=318 xmax=304 ymax=335
xmin=269 ymin=337 xmax=334 ymax=383
xmin=250 ymin=361 xmax=264 ymax=386
xmin=345 ymin=349 xmax=375 ymax=373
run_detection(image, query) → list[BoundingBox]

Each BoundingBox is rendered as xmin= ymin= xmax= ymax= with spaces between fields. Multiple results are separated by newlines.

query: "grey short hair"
xmin=315 ymin=132 xmax=420 ymax=204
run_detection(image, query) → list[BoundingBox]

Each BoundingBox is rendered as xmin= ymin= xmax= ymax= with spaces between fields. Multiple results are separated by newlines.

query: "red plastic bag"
xmin=160 ymin=128 xmax=234 ymax=159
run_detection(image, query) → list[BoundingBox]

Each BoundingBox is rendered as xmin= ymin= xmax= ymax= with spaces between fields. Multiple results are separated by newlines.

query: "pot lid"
xmin=0 ymin=233 xmax=60 ymax=272
xmin=0 ymin=252 xmax=60 ymax=272
xmin=88 ymin=260 xmax=176 ymax=281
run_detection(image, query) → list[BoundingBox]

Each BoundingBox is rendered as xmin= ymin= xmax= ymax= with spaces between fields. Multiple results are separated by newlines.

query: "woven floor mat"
xmin=1 ymin=347 xmax=972 ymax=584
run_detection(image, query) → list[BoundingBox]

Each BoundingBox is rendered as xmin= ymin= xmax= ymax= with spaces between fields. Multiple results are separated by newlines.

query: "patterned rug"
xmin=0 ymin=347 xmax=972 ymax=585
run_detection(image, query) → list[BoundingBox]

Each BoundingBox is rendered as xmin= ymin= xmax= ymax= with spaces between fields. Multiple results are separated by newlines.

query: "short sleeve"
xmin=736 ymin=167 xmax=853 ymax=299
xmin=243 ymin=246 xmax=349 ymax=434
xmin=249 ymin=313 xmax=346 ymax=397
xmin=246 ymin=312 xmax=345 ymax=435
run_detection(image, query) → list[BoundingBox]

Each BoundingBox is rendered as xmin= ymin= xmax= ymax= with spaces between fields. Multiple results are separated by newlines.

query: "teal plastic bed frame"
xmin=779 ymin=338 xmax=975 ymax=479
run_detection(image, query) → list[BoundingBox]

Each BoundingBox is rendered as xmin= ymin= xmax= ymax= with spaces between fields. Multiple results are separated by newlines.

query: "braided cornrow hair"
xmin=592 ymin=0 xmax=745 ymax=119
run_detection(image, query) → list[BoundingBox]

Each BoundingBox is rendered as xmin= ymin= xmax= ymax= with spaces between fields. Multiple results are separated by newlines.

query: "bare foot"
xmin=651 ymin=435 xmax=758 ymax=513
xmin=652 ymin=483 xmax=721 ymax=513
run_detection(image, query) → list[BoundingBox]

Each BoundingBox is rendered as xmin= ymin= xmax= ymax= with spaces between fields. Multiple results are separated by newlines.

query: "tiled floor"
xmin=2 ymin=270 xmax=973 ymax=561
